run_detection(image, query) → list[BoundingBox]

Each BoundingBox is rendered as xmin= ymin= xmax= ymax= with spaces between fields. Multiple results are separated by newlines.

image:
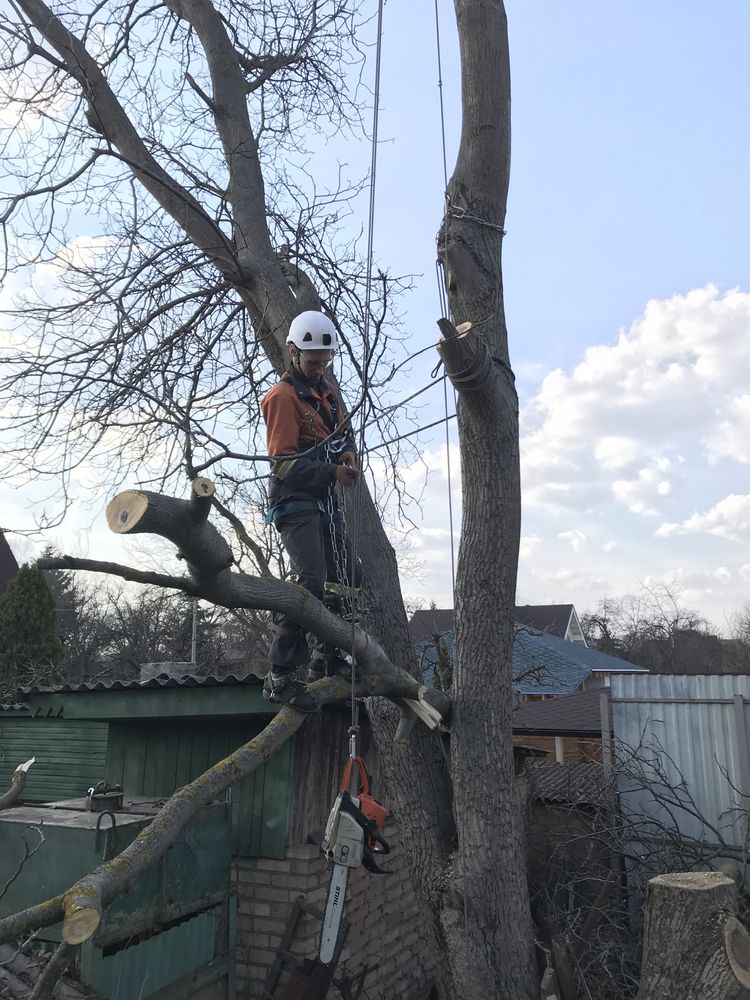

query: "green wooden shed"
xmin=0 ymin=673 xmax=291 ymax=859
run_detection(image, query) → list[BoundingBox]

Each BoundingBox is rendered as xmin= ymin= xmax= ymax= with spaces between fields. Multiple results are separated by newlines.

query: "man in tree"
xmin=261 ymin=310 xmax=362 ymax=712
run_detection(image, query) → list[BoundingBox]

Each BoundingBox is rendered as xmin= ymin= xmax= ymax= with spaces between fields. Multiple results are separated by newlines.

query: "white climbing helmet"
xmin=287 ymin=311 xmax=338 ymax=351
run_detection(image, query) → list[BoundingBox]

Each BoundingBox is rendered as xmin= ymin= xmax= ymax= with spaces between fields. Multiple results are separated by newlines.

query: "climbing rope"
xmin=433 ymin=0 xmax=470 ymax=975
xmin=344 ymin=0 xmax=386 ymax=762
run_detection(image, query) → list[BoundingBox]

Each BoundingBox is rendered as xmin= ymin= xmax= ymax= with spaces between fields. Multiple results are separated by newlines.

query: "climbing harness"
xmin=319 ymin=755 xmax=390 ymax=964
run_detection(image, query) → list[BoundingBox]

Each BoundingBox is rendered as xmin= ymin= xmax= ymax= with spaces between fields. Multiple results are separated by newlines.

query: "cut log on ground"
xmin=638 ymin=871 xmax=750 ymax=1000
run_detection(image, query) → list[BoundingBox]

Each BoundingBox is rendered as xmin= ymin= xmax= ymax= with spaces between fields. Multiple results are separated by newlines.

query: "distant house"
xmin=0 ymin=532 xmax=19 ymax=594
xmin=409 ymin=606 xmax=646 ymax=699
xmin=513 ymin=628 xmax=647 ymax=697
xmin=515 ymin=603 xmax=587 ymax=646
xmin=409 ymin=602 xmax=586 ymax=647
xmin=513 ymin=687 xmax=610 ymax=763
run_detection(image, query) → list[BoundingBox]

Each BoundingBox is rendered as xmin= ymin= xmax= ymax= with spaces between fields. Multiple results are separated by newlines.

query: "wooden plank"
xmin=244 ymin=746 xmax=265 ymax=858
xmin=174 ymin=724 xmax=193 ymax=791
xmin=104 ymin=725 xmax=127 ymax=788
xmin=143 ymin=724 xmax=171 ymax=795
xmin=259 ymin=740 xmax=291 ymax=858
xmin=121 ymin=724 xmax=148 ymax=795
xmin=188 ymin=725 xmax=211 ymax=783
xmin=0 ymin=720 xmax=109 ymax=800
xmin=158 ymin=722 xmax=181 ymax=796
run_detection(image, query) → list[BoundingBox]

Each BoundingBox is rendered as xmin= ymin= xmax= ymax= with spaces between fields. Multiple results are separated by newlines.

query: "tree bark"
xmin=639 ymin=872 xmax=750 ymax=1000
xmin=432 ymin=0 xmax=537 ymax=995
xmin=29 ymin=941 xmax=77 ymax=1000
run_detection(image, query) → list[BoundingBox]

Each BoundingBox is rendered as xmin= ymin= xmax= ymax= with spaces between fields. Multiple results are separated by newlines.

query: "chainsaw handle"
xmin=339 ymin=755 xmax=371 ymax=795
xmin=367 ymin=826 xmax=390 ymax=854
xmin=338 ymin=794 xmax=390 ymax=854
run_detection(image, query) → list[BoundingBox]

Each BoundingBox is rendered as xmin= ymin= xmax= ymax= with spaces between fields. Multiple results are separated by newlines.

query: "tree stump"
xmin=639 ymin=872 xmax=750 ymax=1000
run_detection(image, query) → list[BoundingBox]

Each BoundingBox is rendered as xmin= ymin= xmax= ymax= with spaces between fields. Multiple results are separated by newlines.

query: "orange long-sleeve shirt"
xmin=261 ymin=367 xmax=354 ymax=504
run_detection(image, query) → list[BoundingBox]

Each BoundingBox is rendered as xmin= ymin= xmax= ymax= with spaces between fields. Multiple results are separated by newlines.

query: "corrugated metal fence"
xmin=610 ymin=674 xmax=750 ymax=850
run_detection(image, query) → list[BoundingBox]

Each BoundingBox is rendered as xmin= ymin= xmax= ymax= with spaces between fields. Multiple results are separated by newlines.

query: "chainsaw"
xmin=319 ymin=755 xmax=390 ymax=964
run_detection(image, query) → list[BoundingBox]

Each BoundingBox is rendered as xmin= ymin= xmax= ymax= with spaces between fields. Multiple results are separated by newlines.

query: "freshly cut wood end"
xmin=192 ymin=477 xmax=215 ymax=498
xmin=401 ymin=696 xmax=441 ymax=730
xmin=725 ymin=914 xmax=750 ymax=987
xmin=15 ymin=757 xmax=35 ymax=774
xmin=63 ymin=906 xmax=101 ymax=944
xmin=652 ymin=871 xmax=734 ymax=891
xmin=437 ymin=317 xmax=473 ymax=342
xmin=106 ymin=491 xmax=149 ymax=534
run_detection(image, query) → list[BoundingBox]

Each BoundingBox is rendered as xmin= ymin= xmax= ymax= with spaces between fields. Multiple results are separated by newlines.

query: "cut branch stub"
xmin=437 ymin=318 xmax=493 ymax=396
xmin=106 ymin=479 xmax=233 ymax=581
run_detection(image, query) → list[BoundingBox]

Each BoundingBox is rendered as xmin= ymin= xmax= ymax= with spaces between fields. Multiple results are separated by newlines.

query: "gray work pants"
xmin=268 ymin=504 xmax=363 ymax=675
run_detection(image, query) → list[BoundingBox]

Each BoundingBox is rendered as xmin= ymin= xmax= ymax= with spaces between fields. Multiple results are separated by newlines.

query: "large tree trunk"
xmin=369 ymin=1 xmax=536 ymax=995
xmin=440 ymin=0 xmax=536 ymax=994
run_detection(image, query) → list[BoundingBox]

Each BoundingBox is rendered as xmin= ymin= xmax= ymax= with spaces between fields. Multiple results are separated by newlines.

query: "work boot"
xmin=263 ymin=671 xmax=319 ymax=713
xmin=308 ymin=650 xmax=352 ymax=684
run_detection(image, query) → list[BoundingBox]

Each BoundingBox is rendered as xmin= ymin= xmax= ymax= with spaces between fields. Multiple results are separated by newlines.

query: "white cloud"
xmin=612 ymin=467 xmax=666 ymax=516
xmin=705 ymin=395 xmax=750 ymax=464
xmin=512 ymin=285 xmax=750 ymax=627
xmin=520 ymin=533 xmax=542 ymax=559
xmin=656 ymin=494 xmax=750 ymax=543
xmin=521 ymin=284 xmax=750 ymax=517
xmin=558 ymin=529 xmax=587 ymax=551
xmin=594 ymin=436 xmax=639 ymax=471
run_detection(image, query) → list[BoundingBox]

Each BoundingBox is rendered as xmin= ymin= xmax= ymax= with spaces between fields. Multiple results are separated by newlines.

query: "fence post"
xmin=733 ymin=695 xmax=750 ymax=802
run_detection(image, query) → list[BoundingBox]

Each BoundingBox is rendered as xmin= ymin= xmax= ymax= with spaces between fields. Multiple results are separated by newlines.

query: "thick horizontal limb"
xmin=0 ymin=897 xmax=65 ymax=947
xmin=40 ymin=553 xmax=451 ymax=715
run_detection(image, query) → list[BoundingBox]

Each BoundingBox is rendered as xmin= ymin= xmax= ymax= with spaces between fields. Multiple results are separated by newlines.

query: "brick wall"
xmin=234 ymin=823 xmax=437 ymax=999
xmin=340 ymin=823 xmax=437 ymax=999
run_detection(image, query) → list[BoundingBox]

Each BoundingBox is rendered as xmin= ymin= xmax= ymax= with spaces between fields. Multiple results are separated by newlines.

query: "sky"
xmin=4 ymin=1 xmax=750 ymax=633
xmin=366 ymin=0 xmax=750 ymax=630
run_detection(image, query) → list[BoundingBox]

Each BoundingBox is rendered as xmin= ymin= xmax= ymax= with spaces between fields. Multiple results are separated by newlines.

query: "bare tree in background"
xmin=581 ymin=582 xmax=726 ymax=673
xmin=0 ymin=1 xmax=536 ymax=997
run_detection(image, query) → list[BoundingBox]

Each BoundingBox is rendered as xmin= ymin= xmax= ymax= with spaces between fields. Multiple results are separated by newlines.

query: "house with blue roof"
xmin=410 ymin=607 xmax=646 ymax=698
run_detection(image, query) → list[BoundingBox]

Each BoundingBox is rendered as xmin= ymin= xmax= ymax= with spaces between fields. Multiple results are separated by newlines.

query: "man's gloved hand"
xmin=335 ymin=464 xmax=359 ymax=486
